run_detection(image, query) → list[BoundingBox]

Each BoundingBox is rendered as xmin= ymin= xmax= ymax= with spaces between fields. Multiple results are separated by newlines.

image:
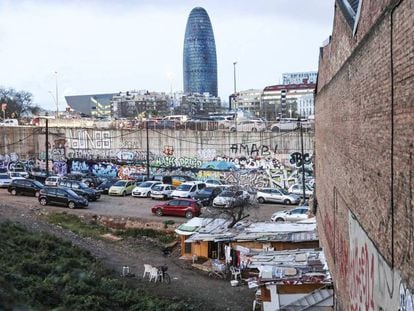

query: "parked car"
xmin=0 ymin=174 xmax=12 ymax=188
xmin=171 ymin=181 xmax=206 ymax=198
xmin=204 ymin=179 xmax=228 ymax=188
xmin=39 ymin=187 xmax=88 ymax=209
xmin=151 ymin=198 xmax=202 ymax=219
xmin=194 ymin=186 xmax=223 ymax=206
xmin=256 ymin=187 xmax=300 ymax=205
xmin=8 ymin=179 xmax=44 ymax=197
xmin=0 ymin=119 xmax=18 ymax=126
xmin=271 ymin=206 xmax=310 ymax=223
xmin=212 ymin=190 xmax=250 ymax=208
xmin=288 ymin=183 xmax=313 ymax=198
xmin=229 ymin=120 xmax=267 ymax=132
xmin=9 ymin=172 xmax=26 ymax=180
xmin=166 ymin=175 xmax=196 ymax=187
xmin=59 ymin=180 xmax=101 ymax=201
xmin=132 ymin=181 xmax=162 ymax=198
xmin=150 ymin=184 xmax=176 ymax=200
xmin=45 ymin=175 xmax=61 ymax=186
xmin=270 ymin=119 xmax=299 ymax=132
xmin=108 ymin=180 xmax=136 ymax=196
xmin=96 ymin=178 xmax=119 ymax=194
xmin=8 ymin=168 xmax=29 ymax=178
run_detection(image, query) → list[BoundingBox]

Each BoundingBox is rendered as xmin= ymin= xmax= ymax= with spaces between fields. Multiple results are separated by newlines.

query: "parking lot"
xmin=0 ymin=188 xmax=291 ymax=224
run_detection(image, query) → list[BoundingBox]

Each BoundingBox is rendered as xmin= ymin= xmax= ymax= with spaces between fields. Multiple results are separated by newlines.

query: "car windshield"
xmin=114 ymin=181 xmax=127 ymax=187
xmin=280 ymin=188 xmax=289 ymax=195
xmin=139 ymin=182 xmax=152 ymax=188
xmin=79 ymin=182 xmax=89 ymax=189
xmin=177 ymin=184 xmax=192 ymax=191
xmin=33 ymin=180 xmax=44 ymax=187
xmin=220 ymin=191 xmax=235 ymax=197
xmin=152 ymin=185 xmax=163 ymax=191
xmin=199 ymin=188 xmax=214 ymax=194
xmin=66 ymin=189 xmax=79 ymax=197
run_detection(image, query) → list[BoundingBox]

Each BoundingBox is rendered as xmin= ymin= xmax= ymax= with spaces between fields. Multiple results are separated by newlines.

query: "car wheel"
xmin=122 ymin=191 xmax=126 ymax=197
xmin=185 ymin=211 xmax=193 ymax=219
xmin=252 ymin=128 xmax=257 ymax=132
xmin=163 ymin=194 xmax=167 ymax=200
xmin=156 ymin=208 xmax=163 ymax=216
xmin=146 ymin=191 xmax=151 ymax=198
xmin=11 ymin=189 xmax=17 ymax=196
xmin=39 ymin=198 xmax=47 ymax=206
xmin=68 ymin=201 xmax=76 ymax=209
xmin=284 ymin=199 xmax=292 ymax=205
xmin=257 ymin=197 xmax=265 ymax=203
xmin=230 ymin=127 xmax=236 ymax=132
xmin=275 ymin=217 xmax=285 ymax=223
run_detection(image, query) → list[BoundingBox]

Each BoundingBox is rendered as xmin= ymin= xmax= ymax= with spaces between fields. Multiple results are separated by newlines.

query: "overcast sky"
xmin=0 ymin=0 xmax=334 ymax=111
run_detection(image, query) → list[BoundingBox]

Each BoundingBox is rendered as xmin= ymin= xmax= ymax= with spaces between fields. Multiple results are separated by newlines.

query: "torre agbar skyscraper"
xmin=183 ymin=7 xmax=218 ymax=97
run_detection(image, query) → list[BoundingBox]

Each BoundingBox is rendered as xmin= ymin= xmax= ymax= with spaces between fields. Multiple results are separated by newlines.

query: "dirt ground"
xmin=0 ymin=194 xmax=257 ymax=310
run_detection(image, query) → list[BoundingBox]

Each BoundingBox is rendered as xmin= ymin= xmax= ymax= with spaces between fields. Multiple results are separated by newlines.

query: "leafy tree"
xmin=207 ymin=185 xmax=258 ymax=228
xmin=0 ymin=87 xmax=40 ymax=119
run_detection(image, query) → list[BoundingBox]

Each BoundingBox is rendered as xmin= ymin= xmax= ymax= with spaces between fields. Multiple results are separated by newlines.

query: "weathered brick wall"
xmin=316 ymin=0 xmax=413 ymax=309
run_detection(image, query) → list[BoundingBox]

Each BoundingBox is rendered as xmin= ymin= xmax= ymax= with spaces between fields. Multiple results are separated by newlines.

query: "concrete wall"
xmin=316 ymin=0 xmax=413 ymax=310
xmin=0 ymin=126 xmax=313 ymax=164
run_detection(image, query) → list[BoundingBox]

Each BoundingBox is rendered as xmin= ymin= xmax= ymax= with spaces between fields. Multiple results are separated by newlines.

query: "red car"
xmin=151 ymin=198 xmax=202 ymax=219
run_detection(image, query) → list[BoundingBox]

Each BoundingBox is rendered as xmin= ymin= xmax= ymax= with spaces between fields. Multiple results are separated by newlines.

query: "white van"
xmin=162 ymin=115 xmax=188 ymax=123
xmin=0 ymin=119 xmax=18 ymax=126
xmin=171 ymin=181 xmax=206 ymax=198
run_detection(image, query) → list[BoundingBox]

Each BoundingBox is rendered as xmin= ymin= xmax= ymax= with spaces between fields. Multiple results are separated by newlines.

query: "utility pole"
xmin=55 ymin=71 xmax=59 ymax=119
xmin=233 ymin=61 xmax=238 ymax=130
xmin=300 ymin=121 xmax=306 ymax=202
xmin=45 ymin=118 xmax=49 ymax=178
xmin=146 ymin=119 xmax=150 ymax=179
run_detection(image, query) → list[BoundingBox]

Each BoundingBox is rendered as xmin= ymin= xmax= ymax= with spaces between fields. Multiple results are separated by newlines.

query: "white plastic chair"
xmin=230 ymin=266 xmax=241 ymax=280
xmin=149 ymin=267 xmax=159 ymax=282
xmin=143 ymin=264 xmax=153 ymax=279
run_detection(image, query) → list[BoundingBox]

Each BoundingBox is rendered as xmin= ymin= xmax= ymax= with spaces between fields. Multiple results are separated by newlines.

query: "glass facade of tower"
xmin=183 ymin=7 xmax=218 ymax=97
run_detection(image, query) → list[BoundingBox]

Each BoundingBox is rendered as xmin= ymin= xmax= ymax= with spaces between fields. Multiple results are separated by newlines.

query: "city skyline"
xmin=0 ymin=0 xmax=334 ymax=111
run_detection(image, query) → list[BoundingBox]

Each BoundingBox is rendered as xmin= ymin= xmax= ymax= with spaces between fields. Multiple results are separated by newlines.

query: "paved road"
xmin=0 ymin=188 xmax=293 ymax=224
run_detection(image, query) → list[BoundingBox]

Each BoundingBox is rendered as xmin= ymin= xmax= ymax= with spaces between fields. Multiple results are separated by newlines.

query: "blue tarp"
xmin=200 ymin=161 xmax=236 ymax=171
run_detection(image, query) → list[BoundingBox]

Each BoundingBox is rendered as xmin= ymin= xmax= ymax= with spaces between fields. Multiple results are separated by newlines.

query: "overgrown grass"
xmin=47 ymin=213 xmax=110 ymax=239
xmin=0 ymin=221 xmax=194 ymax=310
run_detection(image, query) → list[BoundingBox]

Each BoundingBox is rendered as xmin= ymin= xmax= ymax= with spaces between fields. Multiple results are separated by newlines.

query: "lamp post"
xmin=233 ymin=61 xmax=238 ymax=130
xmin=54 ymin=71 xmax=59 ymax=119
xmin=146 ymin=118 xmax=150 ymax=179
xmin=299 ymin=120 xmax=306 ymax=202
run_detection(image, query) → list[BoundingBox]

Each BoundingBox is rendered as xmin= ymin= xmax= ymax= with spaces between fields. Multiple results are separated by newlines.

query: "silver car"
xmin=150 ymin=184 xmax=176 ymax=200
xmin=256 ymin=187 xmax=300 ymax=205
xmin=271 ymin=206 xmax=310 ymax=222
xmin=212 ymin=190 xmax=250 ymax=208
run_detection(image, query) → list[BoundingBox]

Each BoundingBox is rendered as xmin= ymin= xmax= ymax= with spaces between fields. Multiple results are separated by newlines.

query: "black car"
xmin=8 ymin=179 xmax=44 ymax=197
xmin=64 ymin=173 xmax=101 ymax=188
xmin=59 ymin=180 xmax=101 ymax=201
xmin=39 ymin=187 xmax=88 ymax=209
xmin=193 ymin=186 xmax=223 ymax=206
xmin=96 ymin=178 xmax=119 ymax=194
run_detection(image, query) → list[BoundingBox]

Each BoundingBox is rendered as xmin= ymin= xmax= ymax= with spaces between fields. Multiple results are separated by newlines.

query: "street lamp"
xmin=233 ymin=61 xmax=238 ymax=130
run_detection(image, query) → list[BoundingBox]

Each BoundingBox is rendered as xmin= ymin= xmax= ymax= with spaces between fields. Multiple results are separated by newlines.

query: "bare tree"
xmin=207 ymin=185 xmax=258 ymax=228
xmin=0 ymin=87 xmax=40 ymax=119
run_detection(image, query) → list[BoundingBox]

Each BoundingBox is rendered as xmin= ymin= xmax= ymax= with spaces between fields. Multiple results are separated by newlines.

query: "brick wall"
xmin=316 ymin=0 xmax=413 ymax=309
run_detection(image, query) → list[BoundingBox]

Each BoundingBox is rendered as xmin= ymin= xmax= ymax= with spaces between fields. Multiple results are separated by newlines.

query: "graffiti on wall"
xmin=163 ymin=145 xmax=174 ymax=156
xmin=352 ymin=212 xmax=414 ymax=311
xmin=229 ymin=143 xmax=277 ymax=156
xmin=70 ymin=130 xmax=111 ymax=149
xmin=152 ymin=156 xmax=202 ymax=169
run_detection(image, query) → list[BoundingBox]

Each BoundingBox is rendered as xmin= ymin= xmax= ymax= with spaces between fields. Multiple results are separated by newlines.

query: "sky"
xmin=0 ymin=0 xmax=334 ymax=111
